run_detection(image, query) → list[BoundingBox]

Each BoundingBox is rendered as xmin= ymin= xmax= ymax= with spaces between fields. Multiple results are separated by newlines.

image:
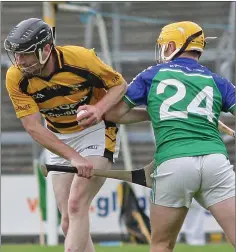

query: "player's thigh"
xmin=69 ymin=121 xmax=118 ymax=205
xmin=52 ymin=173 xmax=74 ymax=214
xmin=195 ymin=154 xmax=235 ymax=208
xmin=151 ymin=157 xmax=201 ymax=208
xmin=68 ymin=120 xmax=119 ymax=204
xmin=208 ymin=196 xmax=235 ymax=241
xmin=69 ymin=156 xmax=112 ymax=206
xmin=150 ymin=203 xmax=188 ymax=245
xmin=50 ymin=121 xmax=119 ymax=207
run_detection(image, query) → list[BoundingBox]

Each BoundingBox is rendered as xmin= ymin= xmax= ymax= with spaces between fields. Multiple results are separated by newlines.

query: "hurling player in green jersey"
xmin=105 ymin=21 xmax=235 ymax=251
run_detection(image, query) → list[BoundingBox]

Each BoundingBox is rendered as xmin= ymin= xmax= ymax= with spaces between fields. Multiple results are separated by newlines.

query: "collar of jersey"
xmin=172 ymin=57 xmax=198 ymax=64
xmin=54 ymin=47 xmax=64 ymax=69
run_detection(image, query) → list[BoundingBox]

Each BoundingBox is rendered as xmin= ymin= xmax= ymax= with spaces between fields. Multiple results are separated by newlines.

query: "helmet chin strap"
xmin=156 ymin=30 xmax=205 ymax=63
xmin=172 ymin=30 xmax=203 ymax=60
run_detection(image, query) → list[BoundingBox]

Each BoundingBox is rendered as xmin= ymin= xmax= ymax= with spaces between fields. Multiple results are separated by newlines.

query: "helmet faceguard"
xmin=4 ymin=18 xmax=55 ymax=76
xmin=155 ymin=42 xmax=182 ymax=64
xmin=155 ymin=21 xmax=216 ymax=63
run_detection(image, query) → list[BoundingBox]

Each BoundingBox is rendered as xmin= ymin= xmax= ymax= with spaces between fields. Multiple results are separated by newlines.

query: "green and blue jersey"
xmin=123 ymin=58 xmax=235 ymax=166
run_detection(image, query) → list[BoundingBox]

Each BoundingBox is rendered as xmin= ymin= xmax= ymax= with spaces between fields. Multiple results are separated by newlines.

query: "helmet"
xmin=4 ymin=18 xmax=54 ymax=74
xmin=156 ymin=21 xmax=206 ymax=63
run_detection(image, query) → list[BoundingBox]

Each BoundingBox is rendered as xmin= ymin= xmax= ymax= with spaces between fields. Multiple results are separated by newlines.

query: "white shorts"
xmin=47 ymin=121 xmax=120 ymax=173
xmin=151 ymin=154 xmax=235 ymax=209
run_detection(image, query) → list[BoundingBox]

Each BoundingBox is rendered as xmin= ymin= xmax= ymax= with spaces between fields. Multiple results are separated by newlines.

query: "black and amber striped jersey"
xmin=6 ymin=45 xmax=125 ymax=134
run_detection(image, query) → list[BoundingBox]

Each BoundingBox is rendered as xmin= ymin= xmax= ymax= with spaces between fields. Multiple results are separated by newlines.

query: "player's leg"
xmin=52 ymin=171 xmax=100 ymax=252
xmin=65 ymin=156 xmax=111 ymax=252
xmin=150 ymin=157 xmax=201 ymax=252
xmin=209 ymin=197 xmax=235 ymax=246
xmin=196 ymin=154 xmax=235 ymax=246
xmin=183 ymin=199 xmax=206 ymax=245
xmin=52 ymin=174 xmax=95 ymax=252
xmin=150 ymin=204 xmax=188 ymax=252
xmin=52 ymin=173 xmax=74 ymax=235
xmin=48 ymin=145 xmax=75 ymax=237
xmin=65 ymin=121 xmax=119 ymax=252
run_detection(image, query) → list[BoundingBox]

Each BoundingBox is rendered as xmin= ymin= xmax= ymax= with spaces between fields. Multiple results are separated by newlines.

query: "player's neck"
xmin=179 ymin=52 xmax=199 ymax=61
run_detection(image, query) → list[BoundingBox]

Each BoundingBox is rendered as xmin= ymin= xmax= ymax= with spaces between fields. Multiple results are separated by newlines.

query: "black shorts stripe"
xmin=104 ymin=120 xmax=117 ymax=128
xmin=103 ymin=148 xmax=114 ymax=163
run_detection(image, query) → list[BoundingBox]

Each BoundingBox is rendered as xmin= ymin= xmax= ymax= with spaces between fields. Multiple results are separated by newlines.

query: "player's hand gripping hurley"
xmin=41 ymin=161 xmax=154 ymax=188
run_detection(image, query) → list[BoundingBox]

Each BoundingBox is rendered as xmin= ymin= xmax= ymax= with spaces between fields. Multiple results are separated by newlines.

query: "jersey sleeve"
xmin=122 ymin=72 xmax=148 ymax=108
xmin=223 ymin=79 xmax=236 ymax=113
xmin=6 ymin=67 xmax=39 ymax=118
xmin=86 ymin=49 xmax=125 ymax=89
xmin=213 ymin=74 xmax=235 ymax=113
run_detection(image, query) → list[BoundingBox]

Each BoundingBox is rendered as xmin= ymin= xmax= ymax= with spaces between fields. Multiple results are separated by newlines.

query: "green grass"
xmin=2 ymin=243 xmax=234 ymax=252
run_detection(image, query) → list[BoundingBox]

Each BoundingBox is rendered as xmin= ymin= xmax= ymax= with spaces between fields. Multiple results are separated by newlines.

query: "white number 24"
xmin=156 ymin=79 xmax=214 ymax=122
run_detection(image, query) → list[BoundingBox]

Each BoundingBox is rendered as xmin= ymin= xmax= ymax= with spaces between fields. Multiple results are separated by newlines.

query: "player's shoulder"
xmin=56 ymin=45 xmax=95 ymax=66
xmin=56 ymin=45 xmax=92 ymax=55
xmin=138 ymin=64 xmax=163 ymax=77
xmin=208 ymin=69 xmax=233 ymax=86
xmin=6 ymin=65 xmax=23 ymax=78
xmin=144 ymin=62 xmax=173 ymax=74
xmin=6 ymin=65 xmax=24 ymax=87
xmin=139 ymin=63 xmax=173 ymax=82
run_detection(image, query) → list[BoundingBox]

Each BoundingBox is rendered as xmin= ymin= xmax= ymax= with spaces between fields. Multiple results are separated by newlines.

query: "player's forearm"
xmin=117 ymin=108 xmax=150 ymax=124
xmin=95 ymin=82 xmax=127 ymax=115
xmin=26 ymin=123 xmax=78 ymax=161
xmin=105 ymin=100 xmax=131 ymax=123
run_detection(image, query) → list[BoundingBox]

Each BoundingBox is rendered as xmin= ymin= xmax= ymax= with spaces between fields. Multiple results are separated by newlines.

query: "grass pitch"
xmin=2 ymin=243 xmax=234 ymax=252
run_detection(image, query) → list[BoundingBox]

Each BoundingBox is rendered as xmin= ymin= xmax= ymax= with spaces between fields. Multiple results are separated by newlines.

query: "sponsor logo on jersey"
xmin=32 ymin=93 xmax=45 ymax=99
xmin=68 ymin=82 xmax=90 ymax=92
xmin=40 ymin=97 xmax=88 ymax=117
xmin=31 ymin=83 xmax=91 ymax=103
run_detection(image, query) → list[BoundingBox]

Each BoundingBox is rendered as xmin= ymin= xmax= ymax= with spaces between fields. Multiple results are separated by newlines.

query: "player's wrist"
xmin=67 ymin=150 xmax=82 ymax=163
xmin=94 ymin=104 xmax=105 ymax=120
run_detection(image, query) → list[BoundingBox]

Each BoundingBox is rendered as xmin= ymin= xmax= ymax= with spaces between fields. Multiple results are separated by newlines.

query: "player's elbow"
xmin=121 ymin=81 xmax=128 ymax=95
xmin=22 ymin=122 xmax=39 ymax=139
xmin=115 ymin=81 xmax=128 ymax=97
xmin=20 ymin=114 xmax=42 ymax=137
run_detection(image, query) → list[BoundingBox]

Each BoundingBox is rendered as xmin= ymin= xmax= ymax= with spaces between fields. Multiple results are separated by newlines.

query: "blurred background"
xmin=1 ymin=1 xmax=235 ymax=251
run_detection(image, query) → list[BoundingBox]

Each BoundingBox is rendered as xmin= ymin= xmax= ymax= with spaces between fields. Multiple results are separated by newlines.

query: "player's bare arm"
xmin=95 ymin=81 xmax=127 ymax=115
xmin=20 ymin=112 xmax=93 ymax=178
xmin=77 ymin=81 xmax=127 ymax=127
xmin=105 ymin=100 xmax=150 ymax=124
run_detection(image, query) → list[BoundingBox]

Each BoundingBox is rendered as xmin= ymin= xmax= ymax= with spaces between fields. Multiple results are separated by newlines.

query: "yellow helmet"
xmin=156 ymin=21 xmax=206 ymax=63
